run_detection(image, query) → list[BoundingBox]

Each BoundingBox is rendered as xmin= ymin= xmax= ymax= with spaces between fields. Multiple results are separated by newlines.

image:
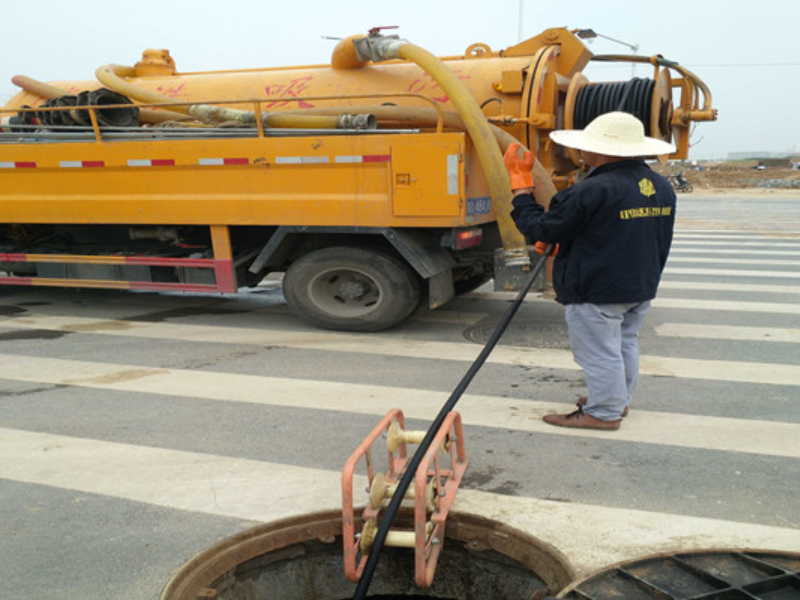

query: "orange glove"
xmin=503 ymin=142 xmax=535 ymax=190
xmin=533 ymin=241 xmax=559 ymax=256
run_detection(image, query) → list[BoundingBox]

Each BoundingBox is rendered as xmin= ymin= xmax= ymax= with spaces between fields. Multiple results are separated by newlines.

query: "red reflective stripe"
xmin=151 ymin=159 xmax=175 ymax=166
xmin=0 ymin=277 xmax=33 ymax=285
xmin=223 ymin=158 xmax=248 ymax=165
xmin=362 ymin=154 xmax=391 ymax=163
xmin=15 ymin=162 xmax=37 ymax=168
xmin=0 ymin=253 xmax=28 ymax=261
xmin=82 ymin=161 xmax=105 ymax=168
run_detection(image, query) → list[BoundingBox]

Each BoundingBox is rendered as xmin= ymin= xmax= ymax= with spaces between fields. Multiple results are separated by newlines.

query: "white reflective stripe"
xmin=59 ymin=161 xmax=82 ymax=168
xmin=197 ymin=158 xmax=224 ymax=166
xmin=127 ymin=159 xmax=151 ymax=167
xmin=0 ymin=162 xmax=14 ymax=168
xmin=276 ymin=156 xmax=329 ymax=164
xmin=447 ymin=154 xmax=459 ymax=195
xmin=335 ymin=155 xmax=363 ymax=163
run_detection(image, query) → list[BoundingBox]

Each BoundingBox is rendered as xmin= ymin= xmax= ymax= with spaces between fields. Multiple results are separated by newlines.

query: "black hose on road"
xmin=352 ymin=246 xmax=553 ymax=600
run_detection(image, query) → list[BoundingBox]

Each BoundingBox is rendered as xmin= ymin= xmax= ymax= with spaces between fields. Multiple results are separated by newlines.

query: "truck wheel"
xmin=283 ymin=246 xmax=421 ymax=332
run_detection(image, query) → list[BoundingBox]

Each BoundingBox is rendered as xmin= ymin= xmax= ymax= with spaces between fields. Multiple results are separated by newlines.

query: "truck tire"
xmin=283 ymin=246 xmax=421 ymax=332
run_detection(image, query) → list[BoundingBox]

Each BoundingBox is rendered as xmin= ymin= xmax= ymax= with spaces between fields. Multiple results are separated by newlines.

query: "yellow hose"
xmin=367 ymin=42 xmax=528 ymax=265
xmin=95 ymin=64 xmax=344 ymax=129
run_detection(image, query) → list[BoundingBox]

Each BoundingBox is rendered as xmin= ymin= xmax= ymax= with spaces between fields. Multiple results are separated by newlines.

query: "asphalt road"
xmin=1 ymin=193 xmax=799 ymax=599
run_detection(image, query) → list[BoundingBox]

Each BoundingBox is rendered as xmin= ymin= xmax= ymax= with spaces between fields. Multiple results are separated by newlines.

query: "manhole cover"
xmin=556 ymin=549 xmax=800 ymax=599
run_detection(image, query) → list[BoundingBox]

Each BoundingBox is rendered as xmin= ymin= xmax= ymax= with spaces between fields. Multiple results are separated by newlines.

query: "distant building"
xmin=727 ymin=151 xmax=794 ymax=160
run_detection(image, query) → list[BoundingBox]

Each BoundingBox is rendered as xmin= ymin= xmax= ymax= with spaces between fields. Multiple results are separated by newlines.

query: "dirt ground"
xmin=652 ymin=161 xmax=800 ymax=190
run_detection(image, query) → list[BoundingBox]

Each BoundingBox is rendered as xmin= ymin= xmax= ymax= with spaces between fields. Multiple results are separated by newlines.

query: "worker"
xmin=505 ymin=111 xmax=677 ymax=430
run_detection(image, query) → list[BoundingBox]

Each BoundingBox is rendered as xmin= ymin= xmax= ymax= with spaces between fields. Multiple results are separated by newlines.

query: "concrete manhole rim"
xmin=161 ymin=509 xmax=575 ymax=600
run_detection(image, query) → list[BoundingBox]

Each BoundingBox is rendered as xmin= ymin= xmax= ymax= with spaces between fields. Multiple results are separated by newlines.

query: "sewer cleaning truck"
xmin=0 ymin=27 xmax=716 ymax=331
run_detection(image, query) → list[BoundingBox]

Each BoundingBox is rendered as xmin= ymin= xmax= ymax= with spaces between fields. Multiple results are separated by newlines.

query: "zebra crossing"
xmin=1 ymin=228 xmax=799 ymax=598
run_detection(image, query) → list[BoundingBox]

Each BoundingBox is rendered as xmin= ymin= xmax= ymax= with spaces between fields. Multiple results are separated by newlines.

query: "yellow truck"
xmin=0 ymin=27 xmax=716 ymax=330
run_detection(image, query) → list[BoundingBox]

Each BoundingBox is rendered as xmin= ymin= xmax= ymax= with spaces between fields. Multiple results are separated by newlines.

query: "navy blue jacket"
xmin=511 ymin=160 xmax=676 ymax=305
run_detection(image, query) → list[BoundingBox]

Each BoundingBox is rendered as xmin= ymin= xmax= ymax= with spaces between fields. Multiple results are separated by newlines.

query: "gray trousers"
xmin=564 ymin=301 xmax=651 ymax=421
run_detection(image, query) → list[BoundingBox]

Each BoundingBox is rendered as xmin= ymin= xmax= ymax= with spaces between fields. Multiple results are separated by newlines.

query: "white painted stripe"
xmin=667 ymin=256 xmax=799 ymax=266
xmin=671 ymin=248 xmax=800 ymax=256
xmin=659 ymin=280 xmax=800 ymax=294
xmin=447 ymin=154 xmax=459 ymax=195
xmin=1 ymin=354 xmax=799 ymax=457
xmin=3 ymin=428 xmax=797 ymax=573
xmin=665 ymin=267 xmax=800 ymax=279
xmin=0 ymin=161 xmax=14 ymax=168
xmin=674 ymin=234 xmax=800 ymax=240
xmin=197 ymin=158 xmax=224 ymax=166
xmin=656 ymin=322 xmax=800 ymax=343
xmin=671 ymin=240 xmax=800 ymax=248
xmin=334 ymin=155 xmax=363 ymax=163
xmin=59 ymin=160 xmax=82 ymax=168
xmin=275 ymin=156 xmax=329 ymax=164
xmin=676 ymin=229 xmax=800 ymax=236
xmin=127 ymin=159 xmax=151 ymax=167
xmin=653 ymin=297 xmax=800 ymax=314
xmin=2 ymin=315 xmax=800 ymax=387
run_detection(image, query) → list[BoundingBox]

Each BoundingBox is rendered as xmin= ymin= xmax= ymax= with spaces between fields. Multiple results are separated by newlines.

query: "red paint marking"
xmin=222 ymin=157 xmax=249 ymax=165
xmin=213 ymin=259 xmax=237 ymax=293
xmin=14 ymin=162 xmax=37 ymax=168
xmin=82 ymin=161 xmax=105 ymax=168
xmin=151 ymin=159 xmax=175 ymax=167
xmin=263 ymin=75 xmax=315 ymax=109
xmin=363 ymin=154 xmax=391 ymax=163
xmin=0 ymin=276 xmax=33 ymax=285
xmin=0 ymin=253 xmax=28 ymax=261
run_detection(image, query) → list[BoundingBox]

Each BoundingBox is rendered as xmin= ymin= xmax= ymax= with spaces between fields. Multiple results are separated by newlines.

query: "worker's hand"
xmin=533 ymin=241 xmax=559 ymax=257
xmin=503 ymin=143 xmax=535 ymax=190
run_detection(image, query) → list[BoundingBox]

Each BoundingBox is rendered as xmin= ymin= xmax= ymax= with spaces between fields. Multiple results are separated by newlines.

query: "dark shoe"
xmin=577 ymin=396 xmax=629 ymax=418
xmin=543 ymin=407 xmax=621 ymax=430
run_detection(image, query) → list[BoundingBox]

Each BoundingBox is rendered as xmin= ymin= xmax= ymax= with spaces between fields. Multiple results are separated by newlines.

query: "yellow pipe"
xmin=95 ymin=64 xmax=345 ymax=129
xmin=351 ymin=37 xmax=529 ymax=265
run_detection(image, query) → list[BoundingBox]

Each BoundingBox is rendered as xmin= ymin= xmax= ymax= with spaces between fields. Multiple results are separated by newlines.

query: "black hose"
xmin=352 ymin=246 xmax=552 ymax=600
xmin=573 ymin=78 xmax=656 ymax=135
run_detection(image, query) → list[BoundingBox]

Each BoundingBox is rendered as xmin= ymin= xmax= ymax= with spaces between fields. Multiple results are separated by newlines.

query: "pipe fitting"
xmin=353 ymin=34 xmax=406 ymax=63
xmin=336 ymin=113 xmax=377 ymax=130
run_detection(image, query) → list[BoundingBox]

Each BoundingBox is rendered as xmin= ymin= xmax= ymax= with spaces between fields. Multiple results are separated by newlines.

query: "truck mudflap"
xmin=248 ymin=225 xmax=456 ymax=308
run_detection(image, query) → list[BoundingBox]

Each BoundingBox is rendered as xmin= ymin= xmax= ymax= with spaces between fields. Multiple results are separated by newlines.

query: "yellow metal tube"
xmin=361 ymin=39 xmax=529 ymax=265
xmin=95 ymin=64 xmax=344 ymax=129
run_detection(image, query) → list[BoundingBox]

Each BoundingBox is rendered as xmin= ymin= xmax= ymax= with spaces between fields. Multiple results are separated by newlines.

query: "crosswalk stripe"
xmin=2 ymin=426 xmax=798 ymax=575
xmin=671 ymin=248 xmax=800 ymax=256
xmin=467 ymin=291 xmax=800 ymax=315
xmin=3 ymin=313 xmax=800 ymax=386
xmin=669 ymin=241 xmax=800 ymax=248
xmin=655 ymin=323 xmax=800 ymax=343
xmin=1 ymin=353 xmax=799 ymax=456
xmin=674 ymin=234 xmax=800 ymax=241
xmin=658 ymin=280 xmax=800 ymax=294
xmin=664 ymin=267 xmax=800 ymax=278
xmin=652 ymin=297 xmax=800 ymax=314
xmin=667 ymin=256 xmax=799 ymax=266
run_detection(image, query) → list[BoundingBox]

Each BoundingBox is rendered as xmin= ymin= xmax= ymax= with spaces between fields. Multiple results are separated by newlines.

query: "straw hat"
xmin=549 ymin=111 xmax=676 ymax=157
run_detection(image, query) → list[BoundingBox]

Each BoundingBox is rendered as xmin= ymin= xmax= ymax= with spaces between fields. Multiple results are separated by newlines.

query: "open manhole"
xmin=556 ymin=549 xmax=800 ymax=599
xmin=161 ymin=509 xmax=574 ymax=599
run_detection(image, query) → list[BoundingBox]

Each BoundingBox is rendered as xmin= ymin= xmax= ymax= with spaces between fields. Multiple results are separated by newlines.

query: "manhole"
xmin=161 ymin=509 xmax=573 ymax=600
xmin=556 ymin=549 xmax=800 ymax=599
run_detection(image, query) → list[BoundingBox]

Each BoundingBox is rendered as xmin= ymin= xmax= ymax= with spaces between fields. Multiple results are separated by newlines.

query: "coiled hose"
xmin=573 ymin=77 xmax=655 ymax=133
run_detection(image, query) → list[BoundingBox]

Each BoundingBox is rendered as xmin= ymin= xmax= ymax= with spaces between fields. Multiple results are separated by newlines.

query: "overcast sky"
xmin=2 ymin=0 xmax=798 ymax=159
